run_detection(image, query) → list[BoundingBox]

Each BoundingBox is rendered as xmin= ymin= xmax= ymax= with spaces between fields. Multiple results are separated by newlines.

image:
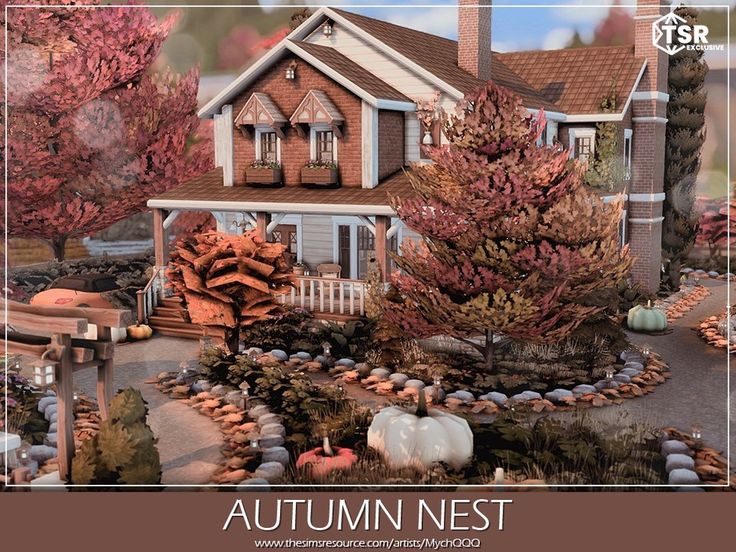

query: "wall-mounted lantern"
xmin=285 ymin=60 xmax=297 ymax=80
xmin=322 ymin=20 xmax=334 ymax=37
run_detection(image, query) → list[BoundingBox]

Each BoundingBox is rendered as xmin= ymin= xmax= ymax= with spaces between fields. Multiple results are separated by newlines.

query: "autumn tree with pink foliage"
xmin=1 ymin=1 xmax=212 ymax=260
xmin=386 ymin=83 xmax=632 ymax=371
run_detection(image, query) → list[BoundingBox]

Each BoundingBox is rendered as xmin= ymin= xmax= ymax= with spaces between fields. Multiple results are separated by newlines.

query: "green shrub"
xmin=72 ymin=388 xmax=161 ymax=486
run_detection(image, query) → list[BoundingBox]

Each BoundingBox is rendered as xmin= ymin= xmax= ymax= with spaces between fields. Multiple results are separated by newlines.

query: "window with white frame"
xmin=568 ymin=128 xmax=596 ymax=162
xmin=255 ymin=127 xmax=280 ymax=163
xmin=310 ymin=126 xmax=338 ymax=163
xmin=623 ymin=129 xmax=633 ymax=180
xmin=333 ymin=217 xmax=400 ymax=280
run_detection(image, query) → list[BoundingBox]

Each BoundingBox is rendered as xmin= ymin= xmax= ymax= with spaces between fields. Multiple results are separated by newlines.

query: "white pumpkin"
xmin=367 ymin=391 xmax=473 ymax=471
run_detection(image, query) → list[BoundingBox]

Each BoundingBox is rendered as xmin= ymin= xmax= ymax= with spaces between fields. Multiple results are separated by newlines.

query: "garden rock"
xmin=255 ymin=462 xmax=285 ymax=483
xmin=260 ymin=435 xmax=285 ymax=449
xmin=613 ymin=374 xmax=631 ymax=384
xmin=337 ymin=358 xmax=356 ymax=369
xmin=258 ymin=413 xmax=282 ymax=427
xmin=707 ymin=271 xmax=720 ymax=278
xmin=661 ymin=440 xmax=692 ymax=456
xmin=29 ymin=445 xmax=57 ymax=463
xmin=44 ymin=404 xmax=58 ymax=421
xmin=248 ymin=405 xmax=271 ymax=419
xmin=49 ymin=412 xmax=57 ymax=424
xmin=404 ymin=379 xmax=426 ymax=390
xmin=389 ymin=373 xmax=409 ymax=389
xmin=45 ymin=433 xmax=58 ymax=447
xmin=620 ymin=368 xmax=642 ymax=378
xmin=357 ymin=363 xmax=372 ymax=377
xmin=260 ymin=423 xmax=286 ymax=438
xmin=479 ymin=392 xmax=508 ymax=406
xmin=211 ymin=385 xmax=235 ymax=397
xmin=594 ymin=380 xmax=620 ymax=391
xmin=624 ymin=361 xmax=644 ymax=372
xmin=237 ymin=478 xmax=270 ymax=491
xmin=293 ymin=352 xmax=312 ymax=361
xmin=48 ymin=422 xmax=57 ymax=434
xmin=37 ymin=396 xmax=57 ymax=414
xmin=191 ymin=380 xmax=211 ymax=394
xmin=370 ymin=368 xmax=390 ymax=380
xmin=314 ymin=355 xmax=328 ymax=366
xmin=447 ymin=390 xmax=475 ymax=403
xmin=572 ymin=384 xmax=597 ymax=395
xmin=425 ymin=386 xmax=446 ymax=403
xmin=261 ymin=446 xmax=290 ymax=466
xmin=243 ymin=347 xmax=263 ymax=357
xmin=269 ymin=349 xmax=289 ymax=361
xmin=668 ymin=468 xmax=700 ymax=485
xmin=666 ymin=454 xmax=695 ymax=473
xmin=225 ymin=390 xmax=243 ymax=406
xmin=544 ymin=389 xmax=573 ymax=402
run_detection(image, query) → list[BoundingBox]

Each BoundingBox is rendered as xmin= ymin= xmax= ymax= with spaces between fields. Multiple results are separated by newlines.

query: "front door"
xmin=271 ymin=224 xmax=297 ymax=263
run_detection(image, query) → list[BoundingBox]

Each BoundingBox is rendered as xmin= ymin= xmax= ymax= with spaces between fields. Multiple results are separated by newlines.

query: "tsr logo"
xmin=652 ymin=10 xmax=710 ymax=55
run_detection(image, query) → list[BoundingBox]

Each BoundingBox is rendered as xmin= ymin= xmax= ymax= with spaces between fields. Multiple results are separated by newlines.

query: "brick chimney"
xmin=628 ymin=0 xmax=670 ymax=292
xmin=458 ymin=0 xmax=492 ymax=82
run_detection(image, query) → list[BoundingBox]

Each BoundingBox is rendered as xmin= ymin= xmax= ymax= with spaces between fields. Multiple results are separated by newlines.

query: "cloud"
xmin=542 ymin=27 xmax=576 ymax=50
xmin=372 ymin=6 xmax=458 ymax=38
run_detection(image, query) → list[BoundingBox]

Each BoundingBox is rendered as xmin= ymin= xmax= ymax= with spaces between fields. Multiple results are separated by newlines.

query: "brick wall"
xmin=231 ymin=54 xmax=363 ymax=187
xmin=377 ymin=109 xmax=405 ymax=180
xmin=458 ymin=0 xmax=492 ymax=82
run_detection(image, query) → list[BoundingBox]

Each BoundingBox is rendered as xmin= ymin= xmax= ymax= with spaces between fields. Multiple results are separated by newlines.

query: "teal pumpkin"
xmin=627 ymin=301 xmax=667 ymax=332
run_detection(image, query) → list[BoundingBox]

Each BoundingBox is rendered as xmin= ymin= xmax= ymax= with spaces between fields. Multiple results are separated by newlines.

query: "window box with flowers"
xmin=245 ymin=160 xmax=283 ymax=187
xmin=300 ymin=160 xmax=339 ymax=188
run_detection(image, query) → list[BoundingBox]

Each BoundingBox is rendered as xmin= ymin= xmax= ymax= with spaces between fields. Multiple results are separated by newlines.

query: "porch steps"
xmin=147 ymin=298 xmax=225 ymax=340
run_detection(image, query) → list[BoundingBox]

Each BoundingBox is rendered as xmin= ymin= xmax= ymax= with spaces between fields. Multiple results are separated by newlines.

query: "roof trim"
xmin=289 ymin=89 xmax=344 ymax=125
xmin=147 ymin=198 xmax=396 ymax=217
xmin=234 ymin=92 xmax=288 ymax=127
xmin=198 ymin=19 xmax=416 ymax=118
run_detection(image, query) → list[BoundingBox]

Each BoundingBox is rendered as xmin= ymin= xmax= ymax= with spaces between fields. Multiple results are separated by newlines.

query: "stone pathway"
xmin=600 ymin=279 xmax=733 ymax=460
xmin=71 ymin=337 xmax=221 ymax=485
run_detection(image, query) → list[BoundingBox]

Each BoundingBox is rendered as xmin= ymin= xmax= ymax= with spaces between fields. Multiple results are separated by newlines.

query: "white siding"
xmin=300 ymin=215 xmax=335 ymax=268
xmin=305 ymin=25 xmax=454 ymax=102
xmin=214 ymin=104 xmax=234 ymax=186
xmin=361 ymin=101 xmax=379 ymax=188
xmin=405 ymin=113 xmax=421 ymax=162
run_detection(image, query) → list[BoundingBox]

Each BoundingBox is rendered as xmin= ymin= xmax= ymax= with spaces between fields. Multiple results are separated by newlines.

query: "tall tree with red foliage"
xmin=1 ymin=1 xmax=212 ymax=260
xmin=385 ymin=83 xmax=632 ymax=371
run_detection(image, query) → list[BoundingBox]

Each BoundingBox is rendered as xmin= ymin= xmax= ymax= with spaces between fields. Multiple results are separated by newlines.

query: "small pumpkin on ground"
xmin=127 ymin=323 xmax=153 ymax=340
xmin=367 ymin=388 xmax=473 ymax=471
xmin=296 ymin=436 xmax=357 ymax=478
xmin=627 ymin=300 xmax=667 ymax=332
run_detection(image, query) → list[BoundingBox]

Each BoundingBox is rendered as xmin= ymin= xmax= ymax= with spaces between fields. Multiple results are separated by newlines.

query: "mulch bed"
xmin=695 ymin=312 xmax=735 ymax=353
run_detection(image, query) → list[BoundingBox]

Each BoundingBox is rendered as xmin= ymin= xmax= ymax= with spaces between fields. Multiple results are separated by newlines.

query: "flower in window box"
xmin=245 ymin=159 xmax=283 ymax=187
xmin=301 ymin=160 xmax=339 ymax=188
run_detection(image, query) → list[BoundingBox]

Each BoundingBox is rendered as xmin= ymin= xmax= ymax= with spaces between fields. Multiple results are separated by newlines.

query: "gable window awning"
xmin=234 ymin=92 xmax=288 ymax=138
xmin=289 ymin=89 xmax=344 ymax=138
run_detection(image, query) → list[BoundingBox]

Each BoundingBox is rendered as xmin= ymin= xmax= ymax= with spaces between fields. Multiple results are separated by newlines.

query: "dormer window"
xmin=314 ymin=129 xmax=335 ymax=163
xmin=257 ymin=129 xmax=280 ymax=163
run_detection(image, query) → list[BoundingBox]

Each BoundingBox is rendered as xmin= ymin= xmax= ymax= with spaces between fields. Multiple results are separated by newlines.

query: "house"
xmin=147 ymin=0 xmax=669 ymax=323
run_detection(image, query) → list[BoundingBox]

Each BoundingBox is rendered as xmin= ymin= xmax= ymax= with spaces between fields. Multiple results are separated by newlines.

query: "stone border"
xmin=660 ymin=427 xmax=732 ymax=490
xmin=696 ymin=312 xmax=735 ymax=353
xmin=654 ymin=283 xmax=711 ymax=322
xmin=680 ymin=267 xmax=732 ymax=281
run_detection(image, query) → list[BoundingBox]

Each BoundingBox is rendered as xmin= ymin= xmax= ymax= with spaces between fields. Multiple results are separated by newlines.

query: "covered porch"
xmin=144 ymin=168 xmax=415 ymax=321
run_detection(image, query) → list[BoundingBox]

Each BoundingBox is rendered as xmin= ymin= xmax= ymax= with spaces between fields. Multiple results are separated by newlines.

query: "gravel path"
xmin=72 ymin=337 xmax=221 ymax=485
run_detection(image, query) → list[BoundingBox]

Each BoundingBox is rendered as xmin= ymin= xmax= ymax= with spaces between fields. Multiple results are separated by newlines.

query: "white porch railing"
xmin=136 ymin=266 xmax=166 ymax=323
xmin=278 ymin=276 xmax=366 ymax=317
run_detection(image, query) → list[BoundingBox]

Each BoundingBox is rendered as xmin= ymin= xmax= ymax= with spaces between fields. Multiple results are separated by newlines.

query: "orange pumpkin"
xmin=127 ymin=323 xmax=153 ymax=340
xmin=295 ymin=437 xmax=357 ymax=478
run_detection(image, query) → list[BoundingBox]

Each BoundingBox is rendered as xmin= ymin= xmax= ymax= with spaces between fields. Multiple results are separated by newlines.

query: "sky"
xmin=257 ymin=0 xmax=734 ymax=51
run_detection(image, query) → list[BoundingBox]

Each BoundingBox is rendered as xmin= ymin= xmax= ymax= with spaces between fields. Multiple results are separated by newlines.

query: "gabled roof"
xmin=234 ymin=92 xmax=287 ymax=127
xmin=290 ymin=89 xmax=344 ymax=125
xmin=295 ymin=42 xmax=411 ymax=103
xmin=497 ymin=46 xmax=646 ymax=115
xmin=330 ymin=8 xmax=557 ymax=112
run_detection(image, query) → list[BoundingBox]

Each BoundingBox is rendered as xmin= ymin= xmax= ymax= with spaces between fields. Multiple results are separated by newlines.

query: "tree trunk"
xmin=225 ymin=330 xmax=240 ymax=355
xmin=50 ymin=236 xmax=67 ymax=261
xmin=483 ymin=329 xmax=495 ymax=373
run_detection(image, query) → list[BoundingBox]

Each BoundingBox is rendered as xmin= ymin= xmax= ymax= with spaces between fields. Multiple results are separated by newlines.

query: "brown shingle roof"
xmin=293 ymin=41 xmax=411 ymax=103
xmin=495 ymin=46 xmax=645 ymax=115
xmin=149 ymin=168 xmax=415 ymax=214
xmin=331 ymin=8 xmax=557 ymax=111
